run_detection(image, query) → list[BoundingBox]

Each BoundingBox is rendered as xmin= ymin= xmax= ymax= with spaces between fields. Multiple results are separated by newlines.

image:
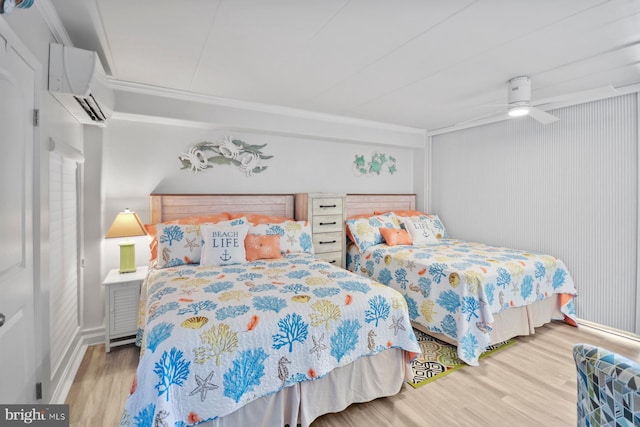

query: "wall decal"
xmin=353 ymin=153 xmax=397 ymax=176
xmin=179 ymin=137 xmax=273 ymax=176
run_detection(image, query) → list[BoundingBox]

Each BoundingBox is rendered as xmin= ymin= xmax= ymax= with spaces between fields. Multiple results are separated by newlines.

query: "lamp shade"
xmin=105 ymin=209 xmax=147 ymax=239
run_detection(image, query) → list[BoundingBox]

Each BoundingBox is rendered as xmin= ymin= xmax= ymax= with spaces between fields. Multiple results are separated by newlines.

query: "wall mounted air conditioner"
xmin=48 ymin=43 xmax=114 ymax=127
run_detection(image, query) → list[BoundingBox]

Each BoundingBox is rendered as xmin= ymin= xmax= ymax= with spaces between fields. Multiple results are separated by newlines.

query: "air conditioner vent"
xmin=73 ymin=94 xmax=107 ymax=123
xmin=49 ymin=43 xmax=114 ymax=127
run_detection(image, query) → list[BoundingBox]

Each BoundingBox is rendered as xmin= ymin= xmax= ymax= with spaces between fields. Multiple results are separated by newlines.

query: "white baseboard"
xmin=577 ymin=318 xmax=640 ymax=343
xmin=82 ymin=326 xmax=106 ymax=347
xmin=49 ymin=326 xmax=106 ymax=404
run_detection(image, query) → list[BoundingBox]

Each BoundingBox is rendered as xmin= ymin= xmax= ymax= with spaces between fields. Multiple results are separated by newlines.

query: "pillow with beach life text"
xmin=200 ymin=223 xmax=250 ymax=266
xmin=400 ymin=216 xmax=438 ymax=245
xmin=399 ymin=214 xmax=448 ymax=240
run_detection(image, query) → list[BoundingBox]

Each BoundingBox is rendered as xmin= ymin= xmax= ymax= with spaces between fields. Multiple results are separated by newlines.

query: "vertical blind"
xmin=48 ymin=151 xmax=80 ymax=379
xmin=430 ymin=94 xmax=638 ymax=333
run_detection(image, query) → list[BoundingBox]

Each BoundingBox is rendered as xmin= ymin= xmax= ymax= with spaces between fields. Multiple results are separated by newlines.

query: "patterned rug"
xmin=408 ymin=329 xmax=516 ymax=388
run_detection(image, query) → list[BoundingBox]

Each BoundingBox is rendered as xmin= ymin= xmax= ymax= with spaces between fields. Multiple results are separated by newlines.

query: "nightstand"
xmin=102 ymin=266 xmax=148 ymax=352
xmin=295 ymin=193 xmax=347 ymax=268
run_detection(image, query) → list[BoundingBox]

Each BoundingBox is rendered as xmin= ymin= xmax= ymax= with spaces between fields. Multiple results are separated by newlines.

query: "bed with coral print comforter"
xmin=346 ymin=239 xmax=577 ymax=366
xmin=121 ymin=253 xmax=420 ymax=427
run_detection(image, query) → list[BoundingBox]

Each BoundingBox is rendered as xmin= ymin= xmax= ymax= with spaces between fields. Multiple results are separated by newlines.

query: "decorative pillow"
xmin=245 ymin=234 xmax=282 ymax=261
xmin=345 ymin=213 xmax=376 ymax=242
xmin=146 ymin=213 xmax=230 ymax=262
xmin=249 ymin=221 xmax=314 ymax=254
xmin=200 ymin=224 xmax=250 ymax=266
xmin=154 ymin=223 xmax=204 ymax=268
xmin=229 ymin=212 xmax=292 ymax=225
xmin=345 ymin=212 xmax=402 ymax=252
xmin=400 ymin=216 xmax=438 ymax=245
xmin=428 ymin=214 xmax=448 ymax=239
xmin=380 ymin=227 xmax=413 ymax=246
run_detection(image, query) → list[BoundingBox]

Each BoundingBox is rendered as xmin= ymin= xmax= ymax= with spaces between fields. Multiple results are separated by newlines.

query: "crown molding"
xmin=36 ymin=0 xmax=72 ymax=45
xmin=109 ymin=78 xmax=427 ymax=137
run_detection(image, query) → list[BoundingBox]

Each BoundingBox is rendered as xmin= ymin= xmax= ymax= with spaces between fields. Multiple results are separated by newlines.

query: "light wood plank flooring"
xmin=66 ymin=321 xmax=640 ymax=426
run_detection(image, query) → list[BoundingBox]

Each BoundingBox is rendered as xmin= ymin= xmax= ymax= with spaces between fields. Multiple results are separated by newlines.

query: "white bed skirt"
xmin=413 ymin=294 xmax=564 ymax=347
xmin=199 ymin=348 xmax=409 ymax=427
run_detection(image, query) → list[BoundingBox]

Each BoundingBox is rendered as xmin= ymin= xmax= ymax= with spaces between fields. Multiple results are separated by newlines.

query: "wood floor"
xmin=66 ymin=321 xmax=640 ymax=427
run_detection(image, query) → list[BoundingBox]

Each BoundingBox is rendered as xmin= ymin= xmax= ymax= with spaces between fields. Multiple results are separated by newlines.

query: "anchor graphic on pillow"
xmin=220 ymin=249 xmax=232 ymax=262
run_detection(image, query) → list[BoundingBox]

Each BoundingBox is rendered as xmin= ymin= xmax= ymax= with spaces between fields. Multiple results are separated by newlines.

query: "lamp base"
xmin=119 ymin=241 xmax=137 ymax=273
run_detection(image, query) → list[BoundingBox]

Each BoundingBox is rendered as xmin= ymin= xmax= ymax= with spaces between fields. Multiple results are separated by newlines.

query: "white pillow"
xmin=200 ymin=224 xmax=249 ymax=266
xmin=155 ymin=223 xmax=203 ymax=268
xmin=401 ymin=216 xmax=438 ymax=245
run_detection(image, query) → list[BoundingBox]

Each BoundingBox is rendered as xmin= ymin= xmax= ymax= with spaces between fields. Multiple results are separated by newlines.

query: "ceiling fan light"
xmin=508 ymin=106 xmax=530 ymax=117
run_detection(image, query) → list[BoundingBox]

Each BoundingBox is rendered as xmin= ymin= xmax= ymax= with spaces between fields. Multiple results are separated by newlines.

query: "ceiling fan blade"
xmin=528 ymin=107 xmax=559 ymax=125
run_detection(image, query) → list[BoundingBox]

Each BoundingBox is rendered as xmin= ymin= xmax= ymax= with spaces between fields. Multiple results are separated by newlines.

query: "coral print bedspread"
xmin=121 ymin=253 xmax=420 ymax=427
xmin=347 ymin=239 xmax=577 ymax=366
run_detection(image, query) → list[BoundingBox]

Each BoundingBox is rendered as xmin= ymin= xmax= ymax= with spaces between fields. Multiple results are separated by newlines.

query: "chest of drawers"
xmin=295 ymin=193 xmax=346 ymax=268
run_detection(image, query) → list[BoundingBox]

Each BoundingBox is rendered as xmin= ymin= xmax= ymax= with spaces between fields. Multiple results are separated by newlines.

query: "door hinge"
xmin=33 ymin=109 xmax=39 ymax=127
xmin=35 ymin=382 xmax=42 ymax=400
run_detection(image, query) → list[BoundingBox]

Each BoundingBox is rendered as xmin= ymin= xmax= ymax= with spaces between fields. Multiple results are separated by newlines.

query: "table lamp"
xmin=105 ymin=208 xmax=147 ymax=273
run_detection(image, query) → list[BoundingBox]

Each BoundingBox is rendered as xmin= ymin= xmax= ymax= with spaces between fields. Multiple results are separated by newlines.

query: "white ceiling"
xmin=51 ymin=0 xmax=640 ymax=132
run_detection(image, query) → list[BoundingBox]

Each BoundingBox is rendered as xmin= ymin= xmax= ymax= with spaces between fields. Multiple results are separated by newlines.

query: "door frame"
xmin=0 ymin=16 xmax=43 ymax=402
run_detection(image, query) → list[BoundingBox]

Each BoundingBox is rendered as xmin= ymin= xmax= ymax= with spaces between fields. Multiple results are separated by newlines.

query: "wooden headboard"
xmin=345 ymin=194 xmax=416 ymax=217
xmin=149 ymin=194 xmax=295 ymax=223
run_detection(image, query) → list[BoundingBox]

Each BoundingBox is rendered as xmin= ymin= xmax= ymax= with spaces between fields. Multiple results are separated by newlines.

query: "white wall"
xmin=430 ymin=94 xmax=639 ymax=333
xmin=81 ymin=107 xmax=426 ymax=331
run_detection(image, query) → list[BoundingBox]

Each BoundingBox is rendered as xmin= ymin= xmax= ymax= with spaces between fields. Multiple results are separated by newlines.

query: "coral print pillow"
xmin=145 ymin=213 xmax=230 ymax=263
xmin=428 ymin=214 xmax=448 ymax=238
xmin=345 ymin=212 xmax=402 ymax=252
xmin=249 ymin=221 xmax=314 ymax=254
xmin=217 ymin=216 xmax=250 ymax=227
xmin=200 ymin=224 xmax=250 ymax=266
xmin=155 ymin=223 xmax=204 ymax=268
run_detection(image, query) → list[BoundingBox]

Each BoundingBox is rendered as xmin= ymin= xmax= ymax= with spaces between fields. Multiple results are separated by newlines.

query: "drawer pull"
xmin=328 ymin=260 xmax=337 ymax=264
xmin=319 ymin=240 xmax=337 ymax=244
xmin=319 ymin=221 xmax=337 ymax=226
xmin=319 ymin=204 xmax=337 ymax=208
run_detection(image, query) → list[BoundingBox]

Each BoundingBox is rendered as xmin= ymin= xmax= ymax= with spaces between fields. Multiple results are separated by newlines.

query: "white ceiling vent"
xmin=48 ymin=43 xmax=114 ymax=127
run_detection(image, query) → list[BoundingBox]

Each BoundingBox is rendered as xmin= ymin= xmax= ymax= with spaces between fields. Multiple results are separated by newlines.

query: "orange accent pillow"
xmin=146 ymin=213 xmax=231 ymax=262
xmin=245 ymin=234 xmax=282 ymax=261
xmin=229 ymin=212 xmax=292 ymax=224
xmin=380 ymin=227 xmax=413 ymax=246
xmin=375 ymin=210 xmax=426 ymax=217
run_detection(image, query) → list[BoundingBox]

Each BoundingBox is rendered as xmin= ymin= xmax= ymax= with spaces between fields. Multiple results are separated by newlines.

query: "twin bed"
xmin=344 ymin=194 xmax=577 ymax=366
xmin=121 ymin=194 xmax=420 ymax=427
xmin=121 ymin=193 xmax=577 ymax=426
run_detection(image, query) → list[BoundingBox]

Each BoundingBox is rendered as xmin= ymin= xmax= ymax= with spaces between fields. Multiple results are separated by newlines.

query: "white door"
xmin=0 ymin=31 xmax=37 ymax=403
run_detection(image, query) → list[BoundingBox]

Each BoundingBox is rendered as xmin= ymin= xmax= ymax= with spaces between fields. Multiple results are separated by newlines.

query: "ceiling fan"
xmin=448 ymin=76 xmax=619 ymax=131
xmin=504 ymin=76 xmax=559 ymax=124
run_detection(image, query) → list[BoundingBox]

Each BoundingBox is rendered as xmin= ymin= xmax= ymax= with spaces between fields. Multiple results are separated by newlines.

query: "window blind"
xmin=48 ymin=152 xmax=80 ymax=379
